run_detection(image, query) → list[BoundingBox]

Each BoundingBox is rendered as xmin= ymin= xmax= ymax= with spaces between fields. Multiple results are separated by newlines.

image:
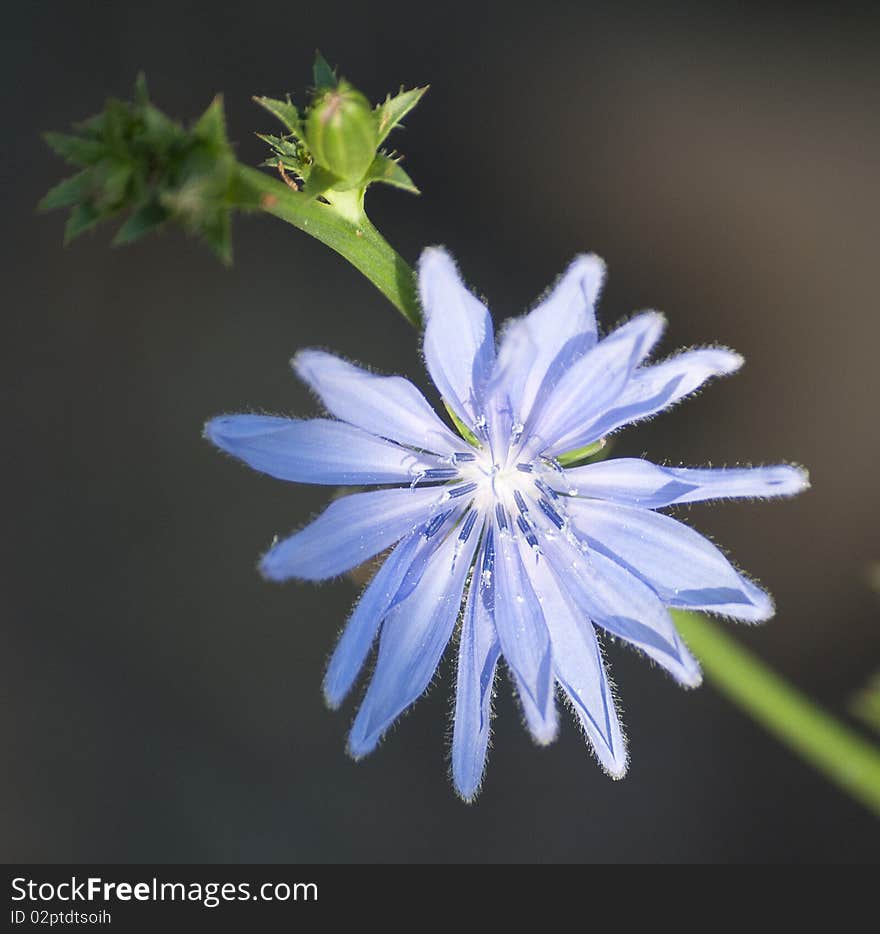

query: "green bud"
xmin=305 ymin=81 xmax=377 ymax=189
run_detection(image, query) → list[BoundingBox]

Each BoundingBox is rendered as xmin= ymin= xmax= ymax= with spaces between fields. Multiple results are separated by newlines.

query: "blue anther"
xmin=424 ymin=510 xmax=451 ymax=538
xmin=538 ymin=497 xmax=565 ymax=529
xmin=459 ymin=509 xmax=478 ymax=542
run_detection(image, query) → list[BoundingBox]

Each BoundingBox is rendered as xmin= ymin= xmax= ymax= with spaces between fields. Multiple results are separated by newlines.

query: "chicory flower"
xmin=205 ymin=248 xmax=808 ymax=799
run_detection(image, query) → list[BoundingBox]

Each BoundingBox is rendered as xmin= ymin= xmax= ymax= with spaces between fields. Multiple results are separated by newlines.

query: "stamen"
xmin=480 ymin=527 xmax=495 ymax=594
xmin=513 ymin=489 xmax=529 ymax=516
xmin=423 ymin=510 xmax=452 ymax=538
xmin=483 ymin=527 xmax=495 ymax=566
xmin=534 ymin=477 xmax=558 ymax=501
xmin=511 ymin=421 xmax=524 ymax=444
xmin=423 ymin=467 xmax=460 ymax=480
xmin=458 ymin=509 xmax=478 ymax=542
xmin=541 ymin=456 xmax=576 ymax=494
xmin=473 ymin=415 xmax=489 ymax=440
xmin=452 ymin=451 xmax=476 ymax=463
xmin=516 ymin=462 xmax=533 ymax=473
xmin=495 ymin=503 xmax=508 ymax=531
xmin=538 ymin=497 xmax=565 ymax=530
xmin=516 ymin=513 xmax=540 ymax=550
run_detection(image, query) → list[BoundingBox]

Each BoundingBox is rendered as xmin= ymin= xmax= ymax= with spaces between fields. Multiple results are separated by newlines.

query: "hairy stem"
xmin=234 ymin=166 xmax=421 ymax=327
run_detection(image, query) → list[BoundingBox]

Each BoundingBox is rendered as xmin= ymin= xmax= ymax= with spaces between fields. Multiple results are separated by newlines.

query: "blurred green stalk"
xmin=673 ymin=610 xmax=880 ymax=816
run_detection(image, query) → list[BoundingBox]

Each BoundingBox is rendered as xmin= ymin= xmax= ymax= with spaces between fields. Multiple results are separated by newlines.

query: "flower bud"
xmin=305 ymin=82 xmax=377 ymax=188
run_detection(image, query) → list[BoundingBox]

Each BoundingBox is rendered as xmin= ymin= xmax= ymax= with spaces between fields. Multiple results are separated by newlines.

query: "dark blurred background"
xmin=3 ymin=0 xmax=878 ymax=863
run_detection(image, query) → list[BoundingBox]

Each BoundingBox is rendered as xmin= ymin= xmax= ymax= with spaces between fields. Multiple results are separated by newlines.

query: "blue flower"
xmin=205 ymin=248 xmax=808 ymax=800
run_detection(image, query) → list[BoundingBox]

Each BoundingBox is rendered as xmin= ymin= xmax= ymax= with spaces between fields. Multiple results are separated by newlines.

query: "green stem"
xmin=234 ymin=166 xmax=421 ymax=327
xmin=240 ymin=162 xmax=880 ymax=817
xmin=673 ymin=610 xmax=880 ymax=816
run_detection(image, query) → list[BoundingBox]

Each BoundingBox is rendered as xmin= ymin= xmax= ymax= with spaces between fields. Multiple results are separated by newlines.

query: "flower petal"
xmin=558 ymin=458 xmax=809 ymax=508
xmin=494 ymin=254 xmax=604 ymax=428
xmin=260 ymin=486 xmax=447 ymax=582
xmin=419 ymin=247 xmax=496 ymax=430
xmin=522 ymin=550 xmax=627 ymax=775
xmin=493 ymin=527 xmax=557 ymax=744
xmin=205 ymin=415 xmax=443 ymax=486
xmin=567 ymin=498 xmax=774 ymax=621
xmin=452 ymin=530 xmax=500 ymax=801
xmin=323 ymin=532 xmax=425 ymax=709
xmin=546 ymin=534 xmax=703 ymax=687
xmin=569 ymin=347 xmax=743 ymax=447
xmin=348 ymin=525 xmax=479 ymax=757
xmin=519 ymin=312 xmax=665 ymax=459
xmin=293 ymin=350 xmax=464 ymax=456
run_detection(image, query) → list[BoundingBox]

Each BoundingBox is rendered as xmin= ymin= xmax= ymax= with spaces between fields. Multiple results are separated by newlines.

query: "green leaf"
xmin=113 ymin=199 xmax=169 ymax=244
xmin=312 ymin=50 xmax=337 ymax=90
xmin=43 ymin=74 xmax=239 ymax=262
xmin=253 ymin=96 xmax=301 ymax=135
xmin=133 ymin=71 xmax=150 ymax=106
xmin=64 ymin=203 xmax=102 ymax=243
xmin=44 ymin=131 xmax=105 ymax=166
xmin=556 ymin=438 xmax=608 ymax=467
xmin=255 ymin=133 xmax=301 ymax=159
xmin=141 ymin=101 xmax=180 ymax=145
xmin=38 ymin=172 xmax=92 ymax=212
xmin=201 ymin=207 xmax=232 ymax=265
xmin=363 ymin=154 xmax=419 ymax=193
xmin=443 ymin=400 xmax=481 ymax=448
xmin=96 ymin=158 xmax=133 ymax=209
xmin=259 ymin=156 xmax=301 ymax=174
xmin=375 ymin=86 xmax=428 ymax=146
xmin=193 ymin=96 xmax=228 ymax=150
xmin=102 ymin=98 xmax=131 ymax=153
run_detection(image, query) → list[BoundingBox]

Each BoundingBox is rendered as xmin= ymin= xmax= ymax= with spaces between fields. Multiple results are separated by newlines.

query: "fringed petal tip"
xmin=345 ymin=736 xmax=376 ymax=762
xmin=452 ymin=762 xmax=490 ymax=803
xmin=453 ymin=786 xmax=482 ymax=805
xmin=451 ymin=750 xmax=490 ymax=803
xmin=202 ymin=416 xmax=220 ymax=445
xmin=290 ymin=348 xmax=318 ymax=383
xmin=732 ymin=463 xmax=809 ymax=499
xmin=345 ymin=742 xmax=370 ymax=763
xmin=258 ymin=546 xmax=291 ymax=583
xmin=680 ymin=663 xmax=704 ymax=689
xmin=677 ymin=345 xmax=744 ymax=376
xmin=529 ymin=721 xmax=560 ymax=747
xmin=713 ymin=347 xmax=745 ymax=375
xmin=613 ymin=309 xmax=667 ymax=350
xmin=417 ymin=245 xmax=455 ymax=294
xmin=202 ymin=414 xmax=248 ymax=449
xmin=347 ymin=708 xmax=382 ymax=760
xmin=562 ymin=252 xmax=607 ymax=300
xmin=322 ymin=684 xmax=344 ymax=711
xmin=704 ymin=581 xmax=776 ymax=625
xmin=346 ymin=726 xmax=380 ymax=761
xmin=782 ymin=464 xmax=811 ymax=495
xmin=602 ymin=755 xmax=629 ymax=781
